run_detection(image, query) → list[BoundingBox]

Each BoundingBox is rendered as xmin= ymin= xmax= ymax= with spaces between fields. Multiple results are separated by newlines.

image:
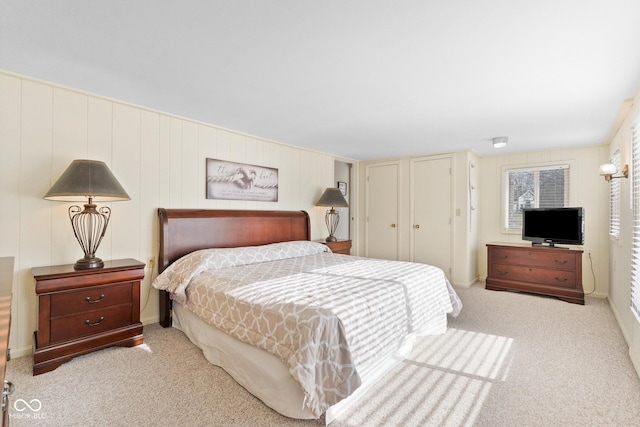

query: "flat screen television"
xmin=522 ymin=207 xmax=584 ymax=247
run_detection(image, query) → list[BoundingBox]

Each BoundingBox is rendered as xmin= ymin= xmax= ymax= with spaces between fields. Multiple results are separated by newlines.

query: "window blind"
xmin=609 ymin=149 xmax=621 ymax=239
xmin=504 ymin=164 xmax=570 ymax=230
xmin=631 ymin=123 xmax=640 ymax=322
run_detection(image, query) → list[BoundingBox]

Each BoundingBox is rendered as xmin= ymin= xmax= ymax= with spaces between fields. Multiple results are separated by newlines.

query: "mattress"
xmin=153 ymin=241 xmax=462 ymax=420
xmin=172 ymin=300 xmax=449 ymax=423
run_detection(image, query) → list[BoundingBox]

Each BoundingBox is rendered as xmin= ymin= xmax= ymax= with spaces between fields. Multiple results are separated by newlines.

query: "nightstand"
xmin=32 ymin=259 xmax=145 ymax=375
xmin=318 ymin=239 xmax=352 ymax=255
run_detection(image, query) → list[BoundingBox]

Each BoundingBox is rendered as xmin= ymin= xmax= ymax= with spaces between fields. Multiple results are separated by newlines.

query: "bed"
xmin=153 ymin=208 xmax=461 ymax=422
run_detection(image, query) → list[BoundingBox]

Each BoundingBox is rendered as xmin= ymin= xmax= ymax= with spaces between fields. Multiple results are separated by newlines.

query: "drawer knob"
xmin=497 ymin=270 xmax=508 ymax=275
xmin=554 ymin=260 xmax=568 ymax=265
xmin=3 ymin=380 xmax=14 ymax=397
xmin=2 ymin=380 xmax=14 ymax=412
xmin=85 ymin=316 xmax=105 ymax=327
xmin=85 ymin=294 xmax=105 ymax=304
xmin=555 ymin=277 xmax=568 ymax=282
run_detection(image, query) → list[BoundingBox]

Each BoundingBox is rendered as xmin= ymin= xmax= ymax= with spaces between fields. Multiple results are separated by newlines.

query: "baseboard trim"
xmin=141 ymin=314 xmax=160 ymax=326
xmin=630 ymin=346 xmax=640 ymax=379
xmin=453 ymin=277 xmax=478 ymax=289
xmin=607 ymin=297 xmax=631 ymax=345
xmin=11 ymin=345 xmax=32 ymax=359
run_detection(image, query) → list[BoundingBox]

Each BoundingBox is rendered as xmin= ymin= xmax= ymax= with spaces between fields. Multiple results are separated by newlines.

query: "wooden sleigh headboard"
xmin=156 ymin=208 xmax=311 ymax=327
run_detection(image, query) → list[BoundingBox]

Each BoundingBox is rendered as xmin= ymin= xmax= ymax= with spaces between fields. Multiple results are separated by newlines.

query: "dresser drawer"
xmin=491 ymin=263 xmax=577 ymax=288
xmin=490 ymin=247 xmax=576 ymax=271
xmin=50 ymin=304 xmax=132 ymax=343
xmin=320 ymin=239 xmax=352 ymax=255
xmin=50 ymin=282 xmax=132 ymax=317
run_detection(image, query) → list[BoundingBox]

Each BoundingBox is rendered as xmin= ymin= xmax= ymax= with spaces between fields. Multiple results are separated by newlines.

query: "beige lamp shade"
xmin=44 ymin=159 xmax=130 ymax=202
xmin=599 ymin=163 xmax=628 ymax=182
xmin=599 ymin=163 xmax=618 ymax=176
xmin=316 ymin=187 xmax=348 ymax=208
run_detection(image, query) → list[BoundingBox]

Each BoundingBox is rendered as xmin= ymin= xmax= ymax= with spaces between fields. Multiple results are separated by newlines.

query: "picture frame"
xmin=206 ymin=158 xmax=278 ymax=202
xmin=338 ymin=181 xmax=347 ymax=197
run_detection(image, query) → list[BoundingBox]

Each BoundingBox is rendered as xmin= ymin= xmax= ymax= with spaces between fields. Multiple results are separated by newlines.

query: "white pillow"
xmin=152 ymin=240 xmax=330 ymax=304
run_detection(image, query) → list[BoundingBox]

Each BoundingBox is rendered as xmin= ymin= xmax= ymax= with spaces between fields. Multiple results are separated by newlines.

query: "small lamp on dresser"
xmin=43 ymin=159 xmax=130 ymax=270
xmin=316 ymin=187 xmax=349 ymax=242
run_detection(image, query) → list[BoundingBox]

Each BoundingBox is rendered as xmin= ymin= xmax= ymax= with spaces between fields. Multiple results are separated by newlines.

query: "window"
xmin=631 ymin=123 xmax=640 ymax=321
xmin=504 ymin=164 xmax=570 ymax=231
xmin=609 ymin=149 xmax=621 ymax=239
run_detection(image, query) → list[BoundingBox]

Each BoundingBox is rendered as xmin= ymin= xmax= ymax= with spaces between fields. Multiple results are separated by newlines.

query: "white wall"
xmin=0 ymin=71 xmax=349 ymax=357
xmin=452 ymin=151 xmax=481 ymax=286
xmin=477 ymin=144 xmax=611 ymax=297
xmin=606 ymin=89 xmax=640 ymax=376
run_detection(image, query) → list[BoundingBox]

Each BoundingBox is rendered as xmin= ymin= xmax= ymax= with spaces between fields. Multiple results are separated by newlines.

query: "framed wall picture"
xmin=206 ymin=158 xmax=278 ymax=202
xmin=338 ymin=181 xmax=347 ymax=196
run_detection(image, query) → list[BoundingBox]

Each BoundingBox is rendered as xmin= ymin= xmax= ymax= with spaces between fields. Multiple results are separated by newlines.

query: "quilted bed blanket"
xmin=153 ymin=241 xmax=461 ymax=417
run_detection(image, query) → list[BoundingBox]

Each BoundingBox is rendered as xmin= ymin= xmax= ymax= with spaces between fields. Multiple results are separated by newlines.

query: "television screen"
xmin=522 ymin=207 xmax=584 ymax=246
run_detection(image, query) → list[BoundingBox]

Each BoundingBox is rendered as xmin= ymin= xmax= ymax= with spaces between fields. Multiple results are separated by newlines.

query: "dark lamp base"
xmin=325 ymin=236 xmax=337 ymax=242
xmin=74 ymin=256 xmax=104 ymax=270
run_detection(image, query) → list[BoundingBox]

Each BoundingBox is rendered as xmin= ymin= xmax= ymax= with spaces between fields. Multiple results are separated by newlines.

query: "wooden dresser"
xmin=486 ymin=242 xmax=584 ymax=304
xmin=0 ymin=257 xmax=13 ymax=426
xmin=32 ymin=259 xmax=145 ymax=375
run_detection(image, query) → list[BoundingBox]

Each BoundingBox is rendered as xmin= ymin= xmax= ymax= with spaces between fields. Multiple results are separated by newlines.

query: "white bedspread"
xmin=153 ymin=241 xmax=461 ymax=418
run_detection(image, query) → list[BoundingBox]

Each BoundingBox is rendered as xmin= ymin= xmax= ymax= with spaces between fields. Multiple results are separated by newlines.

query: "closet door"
xmin=411 ymin=156 xmax=452 ymax=276
xmin=365 ymin=162 xmax=399 ymax=260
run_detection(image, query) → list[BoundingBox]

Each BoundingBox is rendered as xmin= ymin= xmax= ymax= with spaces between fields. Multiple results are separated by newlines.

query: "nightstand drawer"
xmin=50 ymin=283 xmax=132 ymax=317
xmin=50 ymin=304 xmax=132 ymax=343
xmin=319 ymin=239 xmax=352 ymax=255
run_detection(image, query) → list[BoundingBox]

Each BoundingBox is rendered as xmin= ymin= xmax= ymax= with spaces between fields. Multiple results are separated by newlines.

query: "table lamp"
xmin=316 ymin=187 xmax=349 ymax=242
xmin=43 ymin=159 xmax=130 ymax=269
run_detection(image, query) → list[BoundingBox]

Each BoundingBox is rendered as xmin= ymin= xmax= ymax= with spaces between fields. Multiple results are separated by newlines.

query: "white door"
xmin=366 ymin=162 xmax=399 ymax=260
xmin=411 ymin=156 xmax=452 ymax=276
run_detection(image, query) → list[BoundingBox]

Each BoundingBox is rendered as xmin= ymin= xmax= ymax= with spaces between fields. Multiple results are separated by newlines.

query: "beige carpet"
xmin=7 ymin=285 xmax=640 ymax=426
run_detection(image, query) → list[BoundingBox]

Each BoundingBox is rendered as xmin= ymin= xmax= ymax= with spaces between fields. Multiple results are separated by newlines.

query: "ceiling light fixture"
xmin=492 ymin=136 xmax=508 ymax=148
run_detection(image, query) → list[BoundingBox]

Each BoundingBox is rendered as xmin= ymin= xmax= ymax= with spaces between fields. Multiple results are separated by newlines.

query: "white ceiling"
xmin=2 ymin=1 xmax=640 ymax=160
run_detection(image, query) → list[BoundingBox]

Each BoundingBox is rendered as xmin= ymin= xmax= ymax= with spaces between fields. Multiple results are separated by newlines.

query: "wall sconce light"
xmin=492 ymin=136 xmax=508 ymax=148
xmin=599 ymin=163 xmax=629 ymax=182
xmin=316 ymin=187 xmax=349 ymax=242
xmin=44 ymin=159 xmax=130 ymax=269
